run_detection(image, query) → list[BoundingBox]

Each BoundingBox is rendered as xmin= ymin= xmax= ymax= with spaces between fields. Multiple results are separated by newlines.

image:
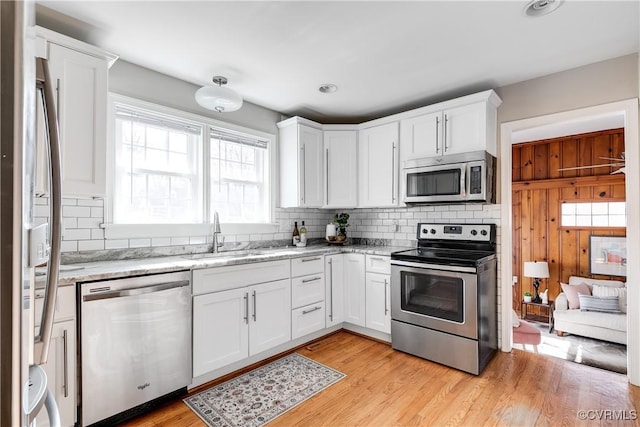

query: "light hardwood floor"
xmin=124 ymin=331 xmax=640 ymax=426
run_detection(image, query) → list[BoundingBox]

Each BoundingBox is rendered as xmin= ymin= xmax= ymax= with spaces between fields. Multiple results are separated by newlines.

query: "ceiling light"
xmin=195 ymin=75 xmax=243 ymax=113
xmin=524 ymin=0 xmax=563 ymax=17
xmin=319 ymin=84 xmax=338 ymax=94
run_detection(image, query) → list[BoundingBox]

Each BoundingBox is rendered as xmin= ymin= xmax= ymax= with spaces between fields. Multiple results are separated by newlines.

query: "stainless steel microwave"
xmin=402 ymin=151 xmax=495 ymax=204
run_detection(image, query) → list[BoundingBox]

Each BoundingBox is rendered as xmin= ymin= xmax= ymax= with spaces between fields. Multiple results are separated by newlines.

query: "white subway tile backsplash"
xmin=90 ymin=207 xmax=103 ymax=218
xmin=91 ymin=229 xmax=104 ymax=240
xmin=63 ymin=206 xmax=91 ymax=218
xmin=63 ymin=229 xmax=91 ymax=240
xmin=62 ymin=198 xmax=77 ymax=206
xmin=105 ymin=239 xmax=129 ymax=249
xmin=77 ymin=198 xmax=104 ymax=207
xmin=151 ymin=237 xmax=171 ymax=247
xmin=60 ymin=240 xmax=77 ymax=252
xmin=78 ymin=240 xmax=105 ymax=251
xmin=77 ymin=218 xmax=102 ymax=229
xmin=170 ymin=237 xmax=190 ymax=245
xmin=129 ymin=238 xmax=151 ymax=248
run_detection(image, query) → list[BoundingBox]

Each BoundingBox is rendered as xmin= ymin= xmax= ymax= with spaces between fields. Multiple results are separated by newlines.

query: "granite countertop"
xmin=42 ymin=244 xmax=411 ymax=286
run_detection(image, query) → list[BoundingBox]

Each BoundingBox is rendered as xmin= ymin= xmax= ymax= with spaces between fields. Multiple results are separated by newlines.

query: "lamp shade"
xmin=523 ymin=261 xmax=549 ymax=278
xmin=195 ymin=76 xmax=243 ymax=113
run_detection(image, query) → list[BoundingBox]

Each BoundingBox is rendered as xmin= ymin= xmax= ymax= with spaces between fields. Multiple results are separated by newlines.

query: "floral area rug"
xmin=183 ymin=353 xmax=345 ymax=426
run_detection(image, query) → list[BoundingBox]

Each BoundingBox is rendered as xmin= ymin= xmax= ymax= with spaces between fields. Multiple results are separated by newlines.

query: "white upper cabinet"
xmin=323 ymin=130 xmax=357 ymax=208
xmin=400 ymin=90 xmax=501 ymax=161
xmin=278 ymin=117 xmax=324 ymax=208
xmin=35 ymin=27 xmax=117 ymax=197
xmin=358 ymin=122 xmax=399 ymax=207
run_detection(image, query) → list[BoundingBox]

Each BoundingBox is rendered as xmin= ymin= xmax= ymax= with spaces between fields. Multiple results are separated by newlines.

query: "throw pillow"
xmin=592 ymin=284 xmax=627 ymax=313
xmin=512 ymin=309 xmax=520 ymax=327
xmin=560 ymin=282 xmax=591 ymax=309
xmin=578 ymin=294 xmax=621 ymax=313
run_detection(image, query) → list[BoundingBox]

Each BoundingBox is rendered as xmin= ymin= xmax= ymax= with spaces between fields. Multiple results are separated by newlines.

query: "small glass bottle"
xmin=299 ymin=221 xmax=307 ymax=245
xmin=292 ymin=221 xmax=300 ymax=245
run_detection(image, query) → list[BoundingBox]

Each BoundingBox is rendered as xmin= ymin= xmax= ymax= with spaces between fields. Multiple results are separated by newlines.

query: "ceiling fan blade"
xmin=611 ymin=167 xmax=626 ymax=175
xmin=558 ymin=163 xmax=623 ymax=171
xmin=599 ymin=156 xmax=626 ymax=162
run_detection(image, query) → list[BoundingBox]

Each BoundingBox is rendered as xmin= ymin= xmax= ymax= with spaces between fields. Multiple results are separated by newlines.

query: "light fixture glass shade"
xmin=195 ymin=84 xmax=243 ymax=113
xmin=523 ymin=261 xmax=550 ymax=278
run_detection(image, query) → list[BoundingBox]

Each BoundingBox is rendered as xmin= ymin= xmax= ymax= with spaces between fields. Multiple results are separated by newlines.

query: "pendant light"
xmin=195 ymin=75 xmax=243 ymax=113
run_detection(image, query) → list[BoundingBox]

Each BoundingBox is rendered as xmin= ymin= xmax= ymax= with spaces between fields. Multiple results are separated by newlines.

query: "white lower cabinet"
xmin=34 ymin=284 xmax=76 ymax=427
xmin=365 ymin=272 xmax=391 ymax=334
xmin=35 ymin=320 xmax=76 ymax=427
xmin=292 ymin=302 xmax=326 ymax=340
xmin=193 ymin=278 xmax=291 ymax=377
xmin=343 ymin=253 xmax=366 ymax=327
xmin=325 ymin=254 xmax=345 ymax=327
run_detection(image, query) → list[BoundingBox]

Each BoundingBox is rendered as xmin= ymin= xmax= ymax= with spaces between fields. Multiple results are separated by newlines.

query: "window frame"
xmin=105 ymin=93 xmax=277 ymax=239
xmin=559 ymin=199 xmax=627 ymax=230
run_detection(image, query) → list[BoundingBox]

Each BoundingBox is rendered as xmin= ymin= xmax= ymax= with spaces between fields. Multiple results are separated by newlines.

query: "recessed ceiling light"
xmin=524 ymin=0 xmax=563 ymax=17
xmin=319 ymin=84 xmax=338 ymax=94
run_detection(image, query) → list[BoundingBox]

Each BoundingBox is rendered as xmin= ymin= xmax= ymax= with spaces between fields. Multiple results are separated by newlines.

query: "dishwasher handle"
xmin=83 ymin=280 xmax=190 ymax=302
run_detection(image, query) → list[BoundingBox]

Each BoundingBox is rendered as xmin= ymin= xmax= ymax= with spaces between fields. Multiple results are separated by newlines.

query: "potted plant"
xmin=333 ymin=213 xmax=350 ymax=241
xmin=523 ymin=291 xmax=532 ymax=303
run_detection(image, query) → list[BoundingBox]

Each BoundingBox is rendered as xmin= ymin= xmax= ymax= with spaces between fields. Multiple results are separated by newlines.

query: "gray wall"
xmin=109 ymin=60 xmax=283 ymax=136
xmin=496 ymin=53 xmax=638 ymax=126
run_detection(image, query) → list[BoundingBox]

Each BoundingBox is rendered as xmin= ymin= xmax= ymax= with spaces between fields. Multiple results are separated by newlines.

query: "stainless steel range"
xmin=390 ymin=223 xmax=497 ymax=375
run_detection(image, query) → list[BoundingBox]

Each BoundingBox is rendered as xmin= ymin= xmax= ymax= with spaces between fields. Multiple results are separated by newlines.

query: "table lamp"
xmin=523 ymin=261 xmax=549 ymax=304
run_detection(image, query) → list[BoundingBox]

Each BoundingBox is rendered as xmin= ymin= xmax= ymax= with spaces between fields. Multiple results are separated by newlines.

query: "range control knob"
xmin=430 ymin=229 xmax=436 ymax=234
xmin=470 ymin=229 xmax=478 ymax=236
xmin=480 ymin=229 xmax=488 ymax=236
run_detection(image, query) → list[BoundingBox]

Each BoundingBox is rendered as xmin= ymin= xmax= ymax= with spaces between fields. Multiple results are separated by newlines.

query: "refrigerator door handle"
xmin=34 ymin=57 xmax=62 ymax=366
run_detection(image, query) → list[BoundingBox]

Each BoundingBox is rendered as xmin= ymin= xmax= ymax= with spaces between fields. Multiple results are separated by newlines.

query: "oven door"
xmin=391 ymin=261 xmax=478 ymax=339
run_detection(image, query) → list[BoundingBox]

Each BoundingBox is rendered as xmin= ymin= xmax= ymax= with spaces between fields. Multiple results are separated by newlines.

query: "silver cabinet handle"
xmin=302 ymin=276 xmax=322 ymax=284
xmin=301 ymin=257 xmax=321 ymax=263
xmin=252 ymin=290 xmax=257 ymax=321
xmin=328 ymin=258 xmax=333 ymax=321
xmin=243 ymin=292 xmax=249 ymax=324
xmin=325 ymin=148 xmax=329 ymax=204
xmin=302 ymin=306 xmax=322 ymax=315
xmin=369 ymin=256 xmax=385 ymax=262
xmin=62 ymin=329 xmax=69 ymax=398
xmin=391 ymin=143 xmax=396 ymax=203
xmin=301 ymin=145 xmax=306 ymax=203
xmin=384 ymin=279 xmax=389 ymax=316
xmin=435 ymin=115 xmax=440 ymax=154
xmin=444 ymin=114 xmax=449 ymax=152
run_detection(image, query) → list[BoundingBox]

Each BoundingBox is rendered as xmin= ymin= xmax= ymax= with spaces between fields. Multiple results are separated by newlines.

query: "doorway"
xmin=499 ymin=99 xmax=639 ymax=385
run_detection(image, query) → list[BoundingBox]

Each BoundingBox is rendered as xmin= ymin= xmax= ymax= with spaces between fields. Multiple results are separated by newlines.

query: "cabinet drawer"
xmin=291 ymin=274 xmax=324 ymax=309
xmin=291 ymin=256 xmax=324 ymax=277
xmin=365 ymin=255 xmax=390 ymax=275
xmin=35 ymin=284 xmax=75 ymax=326
xmin=193 ymin=259 xmax=290 ymax=295
xmin=291 ymin=302 xmax=325 ymax=340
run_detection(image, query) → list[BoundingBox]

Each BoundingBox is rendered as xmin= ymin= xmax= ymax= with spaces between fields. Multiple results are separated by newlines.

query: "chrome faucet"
xmin=212 ymin=211 xmax=224 ymax=253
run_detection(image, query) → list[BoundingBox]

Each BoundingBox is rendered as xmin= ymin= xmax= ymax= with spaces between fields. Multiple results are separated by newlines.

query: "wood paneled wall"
xmin=512 ymin=128 xmax=626 ymax=313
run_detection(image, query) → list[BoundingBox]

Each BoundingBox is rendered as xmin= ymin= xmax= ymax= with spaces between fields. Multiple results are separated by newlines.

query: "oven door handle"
xmin=390 ymin=260 xmax=477 ymax=274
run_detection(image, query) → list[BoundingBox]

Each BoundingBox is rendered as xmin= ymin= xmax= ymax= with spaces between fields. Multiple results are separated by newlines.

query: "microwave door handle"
xmin=34 ymin=57 xmax=62 ymax=366
xmin=460 ymin=166 xmax=467 ymax=197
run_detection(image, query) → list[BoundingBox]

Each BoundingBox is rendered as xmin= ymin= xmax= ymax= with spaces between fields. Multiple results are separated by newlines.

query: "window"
xmin=114 ymin=106 xmax=203 ymax=224
xmin=209 ymin=130 xmax=268 ymax=223
xmin=561 ymin=202 xmax=626 ymax=227
xmin=110 ymin=95 xmax=273 ymax=231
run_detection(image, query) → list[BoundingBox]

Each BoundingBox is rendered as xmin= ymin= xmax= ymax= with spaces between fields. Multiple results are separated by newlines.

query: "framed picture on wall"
xmin=589 ymin=235 xmax=627 ymax=277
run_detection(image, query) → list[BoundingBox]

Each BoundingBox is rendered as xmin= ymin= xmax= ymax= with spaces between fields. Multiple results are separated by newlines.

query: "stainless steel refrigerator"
xmin=1 ymin=1 xmax=63 ymax=425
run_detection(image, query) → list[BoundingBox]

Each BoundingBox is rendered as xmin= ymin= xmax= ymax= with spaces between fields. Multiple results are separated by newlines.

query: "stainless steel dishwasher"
xmin=79 ymin=271 xmax=191 ymax=426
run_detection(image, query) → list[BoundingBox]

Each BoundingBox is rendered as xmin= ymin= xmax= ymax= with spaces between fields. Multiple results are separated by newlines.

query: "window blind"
xmin=115 ymin=104 xmax=202 ymax=135
xmin=209 ymin=128 xmax=268 ymax=149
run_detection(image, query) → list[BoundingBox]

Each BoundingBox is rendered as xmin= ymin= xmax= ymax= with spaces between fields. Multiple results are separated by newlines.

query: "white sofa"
xmin=553 ymin=276 xmax=627 ymax=345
